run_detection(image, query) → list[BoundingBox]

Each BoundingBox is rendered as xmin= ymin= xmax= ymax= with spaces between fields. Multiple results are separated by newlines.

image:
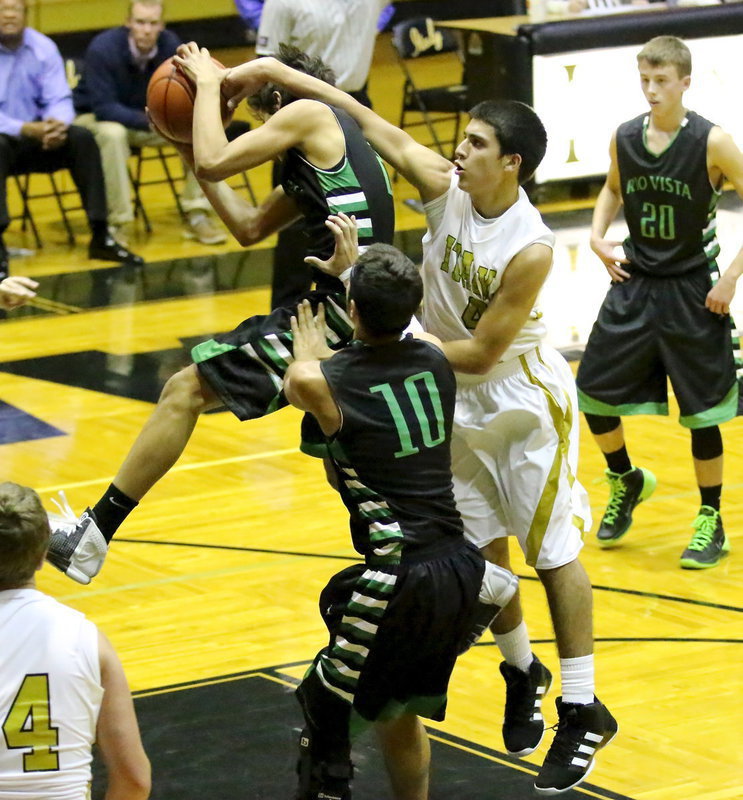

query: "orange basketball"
xmin=146 ymin=56 xmax=233 ymax=144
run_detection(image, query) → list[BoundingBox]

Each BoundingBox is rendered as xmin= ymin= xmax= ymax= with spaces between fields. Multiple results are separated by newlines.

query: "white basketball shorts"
xmin=450 ymin=345 xmax=591 ymax=570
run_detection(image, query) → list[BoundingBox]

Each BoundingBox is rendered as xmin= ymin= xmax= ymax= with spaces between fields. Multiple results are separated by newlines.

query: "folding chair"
xmin=391 ymin=17 xmax=469 ymax=161
xmin=10 ymin=168 xmax=83 ymax=248
xmin=129 ymin=141 xmax=258 ymax=234
xmin=129 ymin=145 xmax=186 ymax=234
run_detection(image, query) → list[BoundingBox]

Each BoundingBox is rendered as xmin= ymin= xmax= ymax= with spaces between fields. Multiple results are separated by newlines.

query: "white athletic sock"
xmin=560 ymin=654 xmax=595 ymax=705
xmin=494 ymin=621 xmax=534 ymax=673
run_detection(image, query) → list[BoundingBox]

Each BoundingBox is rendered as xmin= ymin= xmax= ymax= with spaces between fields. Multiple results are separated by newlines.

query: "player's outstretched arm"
xmin=706 ymin=127 xmax=743 ymax=314
xmin=175 ymin=43 xmax=314 ymax=181
xmin=97 ymin=632 xmax=151 ymax=800
xmin=439 ymin=243 xmax=553 ymax=374
xmin=224 ymin=57 xmax=452 ymax=203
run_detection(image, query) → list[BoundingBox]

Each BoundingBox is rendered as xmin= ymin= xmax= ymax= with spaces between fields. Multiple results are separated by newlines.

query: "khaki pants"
xmin=75 ymin=113 xmax=211 ymax=226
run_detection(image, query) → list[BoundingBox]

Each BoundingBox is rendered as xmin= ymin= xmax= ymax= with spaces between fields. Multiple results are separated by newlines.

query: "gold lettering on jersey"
xmin=474 ymin=265 xmax=496 ymax=299
xmin=625 ymin=175 xmax=692 ymax=200
xmin=440 ymin=235 xmax=496 ymax=300
xmin=439 ymin=235 xmax=456 ymax=273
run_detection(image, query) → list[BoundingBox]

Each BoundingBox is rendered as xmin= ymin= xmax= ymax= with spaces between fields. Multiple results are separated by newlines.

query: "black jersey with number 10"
xmin=320 ymin=336 xmax=464 ymax=563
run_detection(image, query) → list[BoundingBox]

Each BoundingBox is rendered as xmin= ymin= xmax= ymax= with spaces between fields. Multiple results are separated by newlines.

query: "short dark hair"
xmin=0 ymin=482 xmax=50 ymax=589
xmin=637 ymin=36 xmax=692 ymax=79
xmin=348 ymin=244 xmax=422 ymax=337
xmin=469 ymin=100 xmax=547 ymax=184
xmin=248 ymin=44 xmax=336 ymax=116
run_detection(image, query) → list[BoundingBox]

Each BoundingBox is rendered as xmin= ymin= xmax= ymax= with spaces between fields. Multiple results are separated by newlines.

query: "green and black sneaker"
xmin=596 ymin=467 xmax=656 ymax=548
xmin=680 ymin=506 xmax=730 ymax=569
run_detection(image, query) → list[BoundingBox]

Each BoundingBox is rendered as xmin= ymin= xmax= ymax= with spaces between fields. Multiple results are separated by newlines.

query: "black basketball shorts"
xmin=576 ymin=268 xmax=738 ymax=428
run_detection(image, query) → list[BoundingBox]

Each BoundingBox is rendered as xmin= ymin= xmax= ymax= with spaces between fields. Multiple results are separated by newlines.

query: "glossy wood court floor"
xmin=1 ymin=38 xmax=742 ymax=800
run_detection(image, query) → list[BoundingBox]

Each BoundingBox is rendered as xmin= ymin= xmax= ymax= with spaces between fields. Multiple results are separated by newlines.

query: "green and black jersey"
xmin=320 ymin=336 xmax=464 ymax=563
xmin=617 ymin=111 xmax=719 ymax=277
xmin=279 ymin=103 xmax=394 ymax=292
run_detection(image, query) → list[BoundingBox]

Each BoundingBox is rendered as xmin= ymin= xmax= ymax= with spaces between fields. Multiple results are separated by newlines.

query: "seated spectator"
xmin=73 ymin=0 xmax=232 ymax=246
xmin=0 ymin=481 xmax=151 ymax=800
xmin=0 ymin=0 xmax=142 ymax=280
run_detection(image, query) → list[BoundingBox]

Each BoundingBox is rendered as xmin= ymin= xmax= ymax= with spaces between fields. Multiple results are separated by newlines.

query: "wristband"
xmin=339 ymin=266 xmax=354 ymax=288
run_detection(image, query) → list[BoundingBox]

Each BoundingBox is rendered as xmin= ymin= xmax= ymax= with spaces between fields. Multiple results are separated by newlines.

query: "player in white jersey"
xmin=223 ymin=60 xmax=617 ymax=795
xmin=0 ymin=482 xmax=150 ymax=800
xmin=421 ymin=169 xmax=590 ymax=570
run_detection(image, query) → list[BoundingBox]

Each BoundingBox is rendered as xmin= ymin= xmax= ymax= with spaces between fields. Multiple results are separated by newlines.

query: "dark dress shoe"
xmin=88 ymin=235 xmax=144 ymax=266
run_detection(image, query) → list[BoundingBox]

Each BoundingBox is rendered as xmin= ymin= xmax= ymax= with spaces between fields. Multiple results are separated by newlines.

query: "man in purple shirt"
xmin=0 ymin=0 xmax=142 ymax=278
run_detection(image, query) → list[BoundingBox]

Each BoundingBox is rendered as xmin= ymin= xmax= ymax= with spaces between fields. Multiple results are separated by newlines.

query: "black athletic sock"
xmin=604 ymin=446 xmax=632 ymax=476
xmin=92 ymin=484 xmax=138 ymax=542
xmin=699 ymin=484 xmax=722 ymax=512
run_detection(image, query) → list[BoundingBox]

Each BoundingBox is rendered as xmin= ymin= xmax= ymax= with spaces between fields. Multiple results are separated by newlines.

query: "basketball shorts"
xmin=190 ymin=290 xmax=352 ymax=453
xmin=576 ymin=268 xmax=739 ymax=428
xmin=450 ymin=346 xmax=590 ymax=570
xmin=300 ymin=539 xmax=484 ymax=735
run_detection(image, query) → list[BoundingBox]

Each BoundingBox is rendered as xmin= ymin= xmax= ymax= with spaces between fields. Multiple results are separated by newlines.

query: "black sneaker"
xmin=535 ymin=696 xmax=618 ymax=795
xmin=680 ymin=506 xmax=731 ymax=569
xmin=596 ymin=467 xmax=656 ymax=548
xmin=89 ymin=234 xmax=144 ymax=266
xmin=295 ymin=728 xmax=353 ymax=800
xmin=500 ymin=655 xmax=552 ymax=756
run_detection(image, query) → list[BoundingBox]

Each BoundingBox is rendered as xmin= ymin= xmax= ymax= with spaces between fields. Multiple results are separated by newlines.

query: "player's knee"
xmin=158 ymin=365 xmax=214 ymax=417
xmin=690 ymin=425 xmax=722 ymax=461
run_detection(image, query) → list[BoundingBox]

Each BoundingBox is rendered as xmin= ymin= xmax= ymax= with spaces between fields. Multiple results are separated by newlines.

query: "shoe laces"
xmin=602 ymin=473 xmax=628 ymax=525
xmin=47 ymin=491 xmax=80 ymax=535
xmin=49 ymin=490 xmax=77 ymax=522
xmin=543 ymin=712 xmax=584 ymax=765
xmin=687 ymin=510 xmax=720 ymax=551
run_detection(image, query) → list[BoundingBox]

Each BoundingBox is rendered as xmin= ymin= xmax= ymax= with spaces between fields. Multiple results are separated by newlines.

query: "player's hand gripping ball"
xmin=146 ymin=56 xmax=233 ymax=143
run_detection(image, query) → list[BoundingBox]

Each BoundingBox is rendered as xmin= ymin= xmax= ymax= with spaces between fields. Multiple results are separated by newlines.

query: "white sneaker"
xmin=46 ymin=495 xmax=107 ymax=585
xmin=183 ymin=213 xmax=227 ymax=245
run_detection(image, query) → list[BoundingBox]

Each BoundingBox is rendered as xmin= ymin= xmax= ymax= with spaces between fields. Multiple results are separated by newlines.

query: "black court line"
xmin=115 ymin=537 xmax=743 ymax=614
xmin=90 ymin=668 xmax=635 ymax=800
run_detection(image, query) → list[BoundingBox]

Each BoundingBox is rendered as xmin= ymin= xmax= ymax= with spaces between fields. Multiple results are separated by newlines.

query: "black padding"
xmin=520 ymin=4 xmax=743 ymax=55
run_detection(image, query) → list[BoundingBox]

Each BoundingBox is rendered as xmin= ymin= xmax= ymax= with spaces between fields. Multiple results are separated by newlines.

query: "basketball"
xmin=146 ymin=56 xmax=233 ymax=144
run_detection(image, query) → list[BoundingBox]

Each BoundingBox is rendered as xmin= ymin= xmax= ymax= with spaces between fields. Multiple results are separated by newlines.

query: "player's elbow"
xmin=193 ymin=160 xmax=228 ymax=182
xmin=446 ymin=341 xmax=502 ymax=375
xmin=464 ymin=355 xmax=499 ymax=376
xmin=233 ymin=222 xmax=263 ymax=247
xmin=110 ymin=760 xmax=151 ymax=800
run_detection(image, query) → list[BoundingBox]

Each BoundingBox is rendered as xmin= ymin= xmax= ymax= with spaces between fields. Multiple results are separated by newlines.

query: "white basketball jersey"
xmin=0 ymin=589 xmax=103 ymax=800
xmin=421 ymin=171 xmax=555 ymax=364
